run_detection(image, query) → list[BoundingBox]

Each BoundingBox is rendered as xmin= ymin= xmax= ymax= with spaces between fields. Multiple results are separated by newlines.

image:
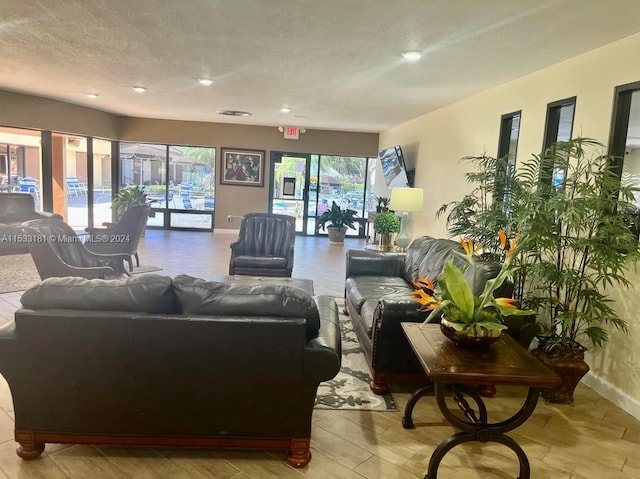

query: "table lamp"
xmin=389 ymin=187 xmax=424 ymax=251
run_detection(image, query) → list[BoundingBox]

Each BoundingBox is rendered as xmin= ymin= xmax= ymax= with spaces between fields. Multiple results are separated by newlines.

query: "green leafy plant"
xmin=514 ymin=137 xmax=640 ymax=350
xmin=315 ymin=200 xmax=358 ymax=231
xmin=436 ymin=154 xmax=519 ymax=261
xmin=111 ymin=185 xmax=156 ymax=220
xmin=375 ymin=196 xmax=390 ymax=212
xmin=413 ymin=235 xmax=534 ymax=336
xmin=373 ymin=211 xmax=400 ymax=234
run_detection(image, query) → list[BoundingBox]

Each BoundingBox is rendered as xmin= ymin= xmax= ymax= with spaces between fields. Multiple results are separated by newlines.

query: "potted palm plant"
xmin=316 ymin=200 xmax=358 ymax=244
xmin=111 ymin=185 xmax=156 ymax=221
xmin=436 ymin=154 xmax=518 ymax=261
xmin=514 ymin=138 xmax=640 ymax=403
xmin=373 ymin=211 xmax=400 ymax=250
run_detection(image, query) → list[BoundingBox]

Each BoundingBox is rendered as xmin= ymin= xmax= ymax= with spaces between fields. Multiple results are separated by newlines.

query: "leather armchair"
xmin=21 ymin=219 xmax=129 ymax=279
xmin=229 ymin=213 xmax=296 ymax=277
xmin=0 ymin=192 xmax=62 ymax=255
xmin=84 ymin=204 xmax=150 ymax=271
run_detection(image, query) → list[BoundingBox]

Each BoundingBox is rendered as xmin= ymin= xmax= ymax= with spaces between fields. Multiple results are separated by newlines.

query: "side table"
xmin=401 ymin=323 xmax=560 ymax=479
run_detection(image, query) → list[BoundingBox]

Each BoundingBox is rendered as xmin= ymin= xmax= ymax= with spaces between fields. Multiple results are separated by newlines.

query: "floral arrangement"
xmin=412 ymin=232 xmax=533 ymax=337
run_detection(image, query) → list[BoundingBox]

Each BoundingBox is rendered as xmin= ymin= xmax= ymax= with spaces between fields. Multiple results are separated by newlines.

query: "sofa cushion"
xmin=345 ymin=276 xmax=412 ymax=313
xmin=20 ymin=274 xmax=179 ymax=313
xmin=233 ymin=255 xmax=289 ymax=268
xmin=172 ymin=274 xmax=321 ymax=338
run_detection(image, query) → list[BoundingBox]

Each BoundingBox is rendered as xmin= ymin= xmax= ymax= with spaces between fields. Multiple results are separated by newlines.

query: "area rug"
xmin=314 ymin=299 xmax=398 ymax=411
xmin=0 ymin=254 xmax=162 ymax=294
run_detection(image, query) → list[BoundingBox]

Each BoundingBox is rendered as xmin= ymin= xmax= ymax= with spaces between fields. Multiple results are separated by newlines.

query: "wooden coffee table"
xmin=401 ymin=323 xmax=560 ymax=479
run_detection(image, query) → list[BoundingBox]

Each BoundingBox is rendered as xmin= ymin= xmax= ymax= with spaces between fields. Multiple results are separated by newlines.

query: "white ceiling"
xmin=1 ymin=0 xmax=640 ymax=133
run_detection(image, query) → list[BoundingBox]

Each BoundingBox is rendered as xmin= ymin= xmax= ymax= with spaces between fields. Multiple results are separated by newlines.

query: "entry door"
xmin=270 ymin=152 xmax=311 ymax=234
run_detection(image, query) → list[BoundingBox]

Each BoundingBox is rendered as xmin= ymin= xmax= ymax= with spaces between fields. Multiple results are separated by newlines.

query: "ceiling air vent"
xmin=216 ymin=110 xmax=252 ymax=117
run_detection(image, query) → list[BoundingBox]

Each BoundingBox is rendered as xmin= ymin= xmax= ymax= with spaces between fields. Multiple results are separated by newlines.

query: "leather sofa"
xmin=0 ymin=192 xmax=62 ymax=255
xmin=345 ymin=236 xmax=517 ymax=394
xmin=0 ymin=274 xmax=341 ymax=467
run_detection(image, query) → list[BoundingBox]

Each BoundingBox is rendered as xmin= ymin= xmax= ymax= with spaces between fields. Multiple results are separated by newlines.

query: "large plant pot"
xmin=531 ymin=343 xmax=590 ymax=404
xmin=327 ymin=226 xmax=347 ymax=244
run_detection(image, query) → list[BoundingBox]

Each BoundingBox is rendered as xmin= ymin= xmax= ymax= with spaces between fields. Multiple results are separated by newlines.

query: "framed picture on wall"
xmin=220 ymin=147 xmax=265 ymax=187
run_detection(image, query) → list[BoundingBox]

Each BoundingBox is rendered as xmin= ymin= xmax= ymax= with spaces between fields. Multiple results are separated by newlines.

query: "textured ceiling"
xmin=1 ymin=0 xmax=640 ymax=133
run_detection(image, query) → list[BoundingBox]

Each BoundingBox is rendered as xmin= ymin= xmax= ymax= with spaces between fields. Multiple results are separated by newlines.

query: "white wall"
xmin=380 ymin=32 xmax=640 ymax=418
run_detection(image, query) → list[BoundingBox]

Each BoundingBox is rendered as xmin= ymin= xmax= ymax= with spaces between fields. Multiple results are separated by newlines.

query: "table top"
xmin=402 ymin=323 xmax=560 ymax=388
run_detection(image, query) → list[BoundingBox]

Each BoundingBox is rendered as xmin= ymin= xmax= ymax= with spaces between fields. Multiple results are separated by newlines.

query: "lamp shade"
xmin=389 ymin=187 xmax=424 ymax=212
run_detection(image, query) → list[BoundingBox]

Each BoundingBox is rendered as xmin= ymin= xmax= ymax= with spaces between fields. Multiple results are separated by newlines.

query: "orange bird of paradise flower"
xmin=411 ymin=276 xmax=440 ymax=311
xmin=460 ymin=237 xmax=482 ymax=257
xmin=495 ymin=297 xmax=519 ymax=308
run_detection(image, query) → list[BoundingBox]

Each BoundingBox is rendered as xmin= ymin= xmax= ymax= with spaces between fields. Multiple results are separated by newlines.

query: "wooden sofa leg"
xmin=17 ymin=442 xmax=45 ymax=460
xmin=370 ymin=377 xmax=389 ymax=395
xmin=287 ymin=439 xmax=311 ymax=468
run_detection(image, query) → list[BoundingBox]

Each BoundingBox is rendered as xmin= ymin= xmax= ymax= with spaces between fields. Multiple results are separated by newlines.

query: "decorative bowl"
xmin=440 ymin=317 xmax=502 ymax=349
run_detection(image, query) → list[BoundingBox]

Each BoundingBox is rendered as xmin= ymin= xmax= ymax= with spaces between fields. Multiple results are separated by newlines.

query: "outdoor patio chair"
xmin=229 ymin=213 xmax=296 ymax=277
xmin=181 ymin=192 xmax=193 ymax=210
xmin=22 ymin=219 xmax=129 ymax=279
xmin=84 ymin=204 xmax=150 ymax=271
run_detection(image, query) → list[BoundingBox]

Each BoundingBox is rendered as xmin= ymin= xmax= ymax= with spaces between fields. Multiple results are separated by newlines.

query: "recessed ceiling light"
xmin=216 ymin=110 xmax=252 ymax=117
xmin=280 ymin=107 xmax=291 ymax=113
xmin=86 ymin=93 xmax=99 ymax=99
xmin=198 ymin=78 xmax=214 ymax=86
xmin=402 ymin=51 xmax=422 ymax=61
xmin=132 ymin=86 xmax=147 ymax=93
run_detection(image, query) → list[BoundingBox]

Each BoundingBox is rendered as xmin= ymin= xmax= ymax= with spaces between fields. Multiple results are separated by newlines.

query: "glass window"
xmin=60 ymin=134 xmax=89 ymax=231
xmin=542 ymin=97 xmax=576 ymax=188
xmin=610 ymin=82 xmax=640 ymax=210
xmin=496 ymin=111 xmax=521 ymax=211
xmin=119 ymin=142 xmax=215 ymax=230
xmin=92 ymin=138 xmax=113 ymax=227
xmin=0 ymin=126 xmax=43 ymax=210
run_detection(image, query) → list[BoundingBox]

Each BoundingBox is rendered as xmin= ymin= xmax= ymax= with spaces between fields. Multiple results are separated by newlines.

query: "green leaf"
xmin=440 ymin=260 xmax=475 ymax=322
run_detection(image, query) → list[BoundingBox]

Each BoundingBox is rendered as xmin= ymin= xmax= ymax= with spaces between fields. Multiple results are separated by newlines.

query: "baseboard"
xmin=214 ymin=228 xmax=240 ymax=234
xmin=582 ymin=371 xmax=640 ymax=421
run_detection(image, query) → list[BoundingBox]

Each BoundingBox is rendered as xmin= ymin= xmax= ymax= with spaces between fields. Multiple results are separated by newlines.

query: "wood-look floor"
xmin=1 ymin=230 xmax=640 ymax=478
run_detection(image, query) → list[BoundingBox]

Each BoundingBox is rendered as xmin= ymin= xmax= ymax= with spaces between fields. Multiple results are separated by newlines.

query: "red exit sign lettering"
xmin=284 ymin=126 xmax=299 ymax=139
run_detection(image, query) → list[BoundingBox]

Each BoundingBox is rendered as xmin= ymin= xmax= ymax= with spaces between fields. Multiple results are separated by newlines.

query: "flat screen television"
xmin=378 ymin=145 xmax=409 ymax=189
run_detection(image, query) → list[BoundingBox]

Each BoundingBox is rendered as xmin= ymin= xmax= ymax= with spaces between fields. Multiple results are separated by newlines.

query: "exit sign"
xmin=284 ymin=126 xmax=299 ymax=139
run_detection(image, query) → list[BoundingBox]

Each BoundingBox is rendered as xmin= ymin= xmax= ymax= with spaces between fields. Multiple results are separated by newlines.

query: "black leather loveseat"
xmin=0 ymin=192 xmax=62 ymax=255
xmin=0 ymin=274 xmax=341 ymax=467
xmin=345 ymin=236 xmax=513 ymax=394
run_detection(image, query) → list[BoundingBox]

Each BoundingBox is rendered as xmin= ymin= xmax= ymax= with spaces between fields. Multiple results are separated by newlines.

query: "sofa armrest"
xmin=369 ymin=298 xmax=430 ymax=373
xmin=0 ymin=321 xmax=17 ymax=372
xmin=345 ymin=249 xmax=406 ymax=279
xmin=304 ymin=295 xmax=341 ymax=382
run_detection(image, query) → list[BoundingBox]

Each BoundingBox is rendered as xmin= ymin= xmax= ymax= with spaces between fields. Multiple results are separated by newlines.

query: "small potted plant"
xmin=412 ymin=233 xmax=534 ymax=347
xmin=315 ymin=200 xmax=358 ymax=244
xmin=373 ymin=211 xmax=400 ymax=250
